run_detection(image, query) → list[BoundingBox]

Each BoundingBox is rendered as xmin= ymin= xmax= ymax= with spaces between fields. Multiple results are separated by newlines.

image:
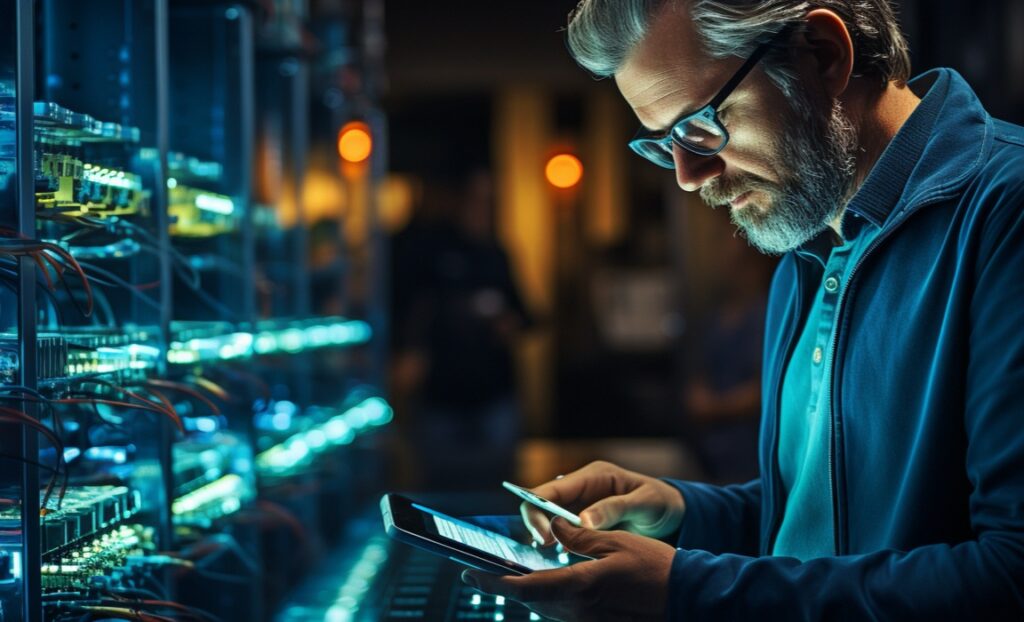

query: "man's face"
xmin=614 ymin=6 xmax=857 ymax=254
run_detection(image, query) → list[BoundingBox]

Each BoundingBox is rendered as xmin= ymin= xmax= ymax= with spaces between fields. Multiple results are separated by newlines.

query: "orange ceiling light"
xmin=338 ymin=121 xmax=372 ymax=163
xmin=545 ymin=153 xmax=583 ymax=189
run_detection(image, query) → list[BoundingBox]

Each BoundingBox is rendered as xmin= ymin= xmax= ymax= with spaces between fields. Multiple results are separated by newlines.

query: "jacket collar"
xmin=847 ymin=68 xmax=992 ymax=227
xmin=795 ymin=68 xmax=993 ymax=263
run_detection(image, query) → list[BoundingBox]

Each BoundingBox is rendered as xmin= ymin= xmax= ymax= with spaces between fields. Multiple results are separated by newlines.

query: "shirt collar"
xmin=795 ymin=214 xmax=874 ymax=268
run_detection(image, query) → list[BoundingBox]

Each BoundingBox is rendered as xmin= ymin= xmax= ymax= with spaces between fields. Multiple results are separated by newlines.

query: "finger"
xmin=579 ymin=487 xmax=649 ymax=530
xmin=549 ymin=516 xmax=620 ymax=558
xmin=521 ymin=462 xmax=623 ymax=545
xmin=530 ymin=461 xmax=617 ymax=509
xmin=520 ymin=502 xmax=553 ymax=545
xmin=528 ymin=474 xmax=584 ymax=509
xmin=519 ymin=467 xmax=599 ymax=546
xmin=463 ymin=565 xmax=586 ymax=603
xmin=463 ymin=570 xmax=520 ymax=599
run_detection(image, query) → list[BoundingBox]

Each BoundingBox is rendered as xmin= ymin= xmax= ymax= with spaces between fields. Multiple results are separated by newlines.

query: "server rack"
xmin=0 ymin=1 xmax=389 ymax=620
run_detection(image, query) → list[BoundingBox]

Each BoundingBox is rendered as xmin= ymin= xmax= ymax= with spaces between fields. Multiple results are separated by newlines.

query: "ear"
xmin=799 ymin=9 xmax=855 ymax=99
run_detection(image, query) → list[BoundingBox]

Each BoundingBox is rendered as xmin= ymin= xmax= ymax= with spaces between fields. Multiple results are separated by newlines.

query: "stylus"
xmin=502 ymin=481 xmax=583 ymax=527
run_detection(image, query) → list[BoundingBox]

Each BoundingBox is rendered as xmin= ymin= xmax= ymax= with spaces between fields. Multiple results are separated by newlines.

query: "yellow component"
xmin=168 ymin=184 xmax=237 ymax=237
xmin=35 ymin=153 xmax=148 ymax=217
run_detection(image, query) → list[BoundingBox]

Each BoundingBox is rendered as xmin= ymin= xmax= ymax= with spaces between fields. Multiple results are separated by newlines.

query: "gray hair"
xmin=566 ymin=0 xmax=912 ymax=93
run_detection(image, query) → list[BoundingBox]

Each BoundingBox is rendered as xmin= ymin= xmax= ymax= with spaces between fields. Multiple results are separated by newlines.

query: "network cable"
xmin=0 ymin=404 xmax=68 ymax=510
xmin=0 ymin=234 xmax=94 ymax=317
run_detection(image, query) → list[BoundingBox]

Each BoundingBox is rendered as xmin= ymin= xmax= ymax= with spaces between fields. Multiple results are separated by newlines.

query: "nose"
xmin=673 ymin=143 xmax=725 ymax=192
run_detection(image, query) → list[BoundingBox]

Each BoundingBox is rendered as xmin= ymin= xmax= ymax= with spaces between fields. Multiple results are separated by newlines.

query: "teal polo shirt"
xmin=772 ymin=215 xmax=879 ymax=561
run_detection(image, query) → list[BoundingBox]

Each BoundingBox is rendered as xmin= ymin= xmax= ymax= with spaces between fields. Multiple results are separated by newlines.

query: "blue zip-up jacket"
xmin=665 ymin=68 xmax=1024 ymax=620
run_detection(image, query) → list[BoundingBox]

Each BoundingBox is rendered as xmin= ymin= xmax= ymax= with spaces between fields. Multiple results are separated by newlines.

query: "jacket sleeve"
xmin=664 ymin=158 xmax=1024 ymax=621
xmin=663 ymin=479 xmax=761 ymax=556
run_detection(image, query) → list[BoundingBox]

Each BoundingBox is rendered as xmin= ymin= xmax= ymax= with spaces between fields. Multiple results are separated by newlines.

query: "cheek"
xmin=721 ymin=125 xmax=785 ymax=185
xmin=719 ymin=80 xmax=797 ymax=185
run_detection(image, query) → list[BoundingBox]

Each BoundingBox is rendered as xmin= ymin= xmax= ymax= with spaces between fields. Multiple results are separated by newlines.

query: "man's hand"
xmin=520 ymin=461 xmax=686 ymax=546
xmin=463 ymin=517 xmax=676 ymax=621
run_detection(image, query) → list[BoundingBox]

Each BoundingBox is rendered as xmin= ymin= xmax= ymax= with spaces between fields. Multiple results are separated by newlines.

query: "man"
xmin=462 ymin=0 xmax=1024 ymax=619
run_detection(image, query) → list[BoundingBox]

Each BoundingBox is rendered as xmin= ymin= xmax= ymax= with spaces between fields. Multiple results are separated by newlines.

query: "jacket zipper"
xmin=767 ymin=198 xmax=938 ymax=556
xmin=823 ymin=239 xmax=879 ymax=556
xmin=821 ymin=206 xmax=927 ymax=555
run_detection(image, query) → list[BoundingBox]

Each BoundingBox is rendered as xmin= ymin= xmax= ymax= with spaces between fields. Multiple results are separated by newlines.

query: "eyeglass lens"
xmin=671 ymin=114 xmax=727 ymax=156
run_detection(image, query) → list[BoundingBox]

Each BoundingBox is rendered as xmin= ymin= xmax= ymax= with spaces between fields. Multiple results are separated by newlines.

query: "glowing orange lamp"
xmin=545 ymin=153 xmax=583 ymax=189
xmin=338 ymin=121 xmax=372 ymax=163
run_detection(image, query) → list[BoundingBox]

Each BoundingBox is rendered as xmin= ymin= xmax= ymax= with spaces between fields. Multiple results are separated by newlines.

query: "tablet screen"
xmin=413 ymin=503 xmax=566 ymax=572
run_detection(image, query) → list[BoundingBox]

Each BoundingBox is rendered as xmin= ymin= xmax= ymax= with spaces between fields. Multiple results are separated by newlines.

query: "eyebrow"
xmin=635 ymin=72 xmax=724 ymax=135
xmin=638 ymin=98 xmax=700 ymax=135
xmin=635 ymin=87 xmax=701 ymax=134
xmin=637 ymin=97 xmax=695 ymax=134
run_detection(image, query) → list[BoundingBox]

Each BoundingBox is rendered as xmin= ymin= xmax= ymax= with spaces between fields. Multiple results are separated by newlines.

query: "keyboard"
xmin=276 ymin=517 xmax=552 ymax=621
xmin=380 ymin=545 xmax=547 ymax=621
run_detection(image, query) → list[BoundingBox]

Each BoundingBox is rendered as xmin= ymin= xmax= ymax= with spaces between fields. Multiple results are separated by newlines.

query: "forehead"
xmin=614 ymin=3 xmax=720 ymax=129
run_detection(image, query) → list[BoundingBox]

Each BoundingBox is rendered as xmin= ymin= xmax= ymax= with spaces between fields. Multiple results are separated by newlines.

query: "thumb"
xmin=550 ymin=517 xmax=618 ymax=558
xmin=579 ymin=492 xmax=636 ymax=530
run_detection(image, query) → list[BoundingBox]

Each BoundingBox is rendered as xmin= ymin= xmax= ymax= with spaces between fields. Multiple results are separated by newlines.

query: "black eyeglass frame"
xmin=628 ymin=24 xmax=796 ymax=169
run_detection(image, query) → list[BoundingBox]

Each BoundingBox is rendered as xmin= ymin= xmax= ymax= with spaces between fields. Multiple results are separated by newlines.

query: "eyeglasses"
xmin=628 ymin=25 xmax=795 ymax=169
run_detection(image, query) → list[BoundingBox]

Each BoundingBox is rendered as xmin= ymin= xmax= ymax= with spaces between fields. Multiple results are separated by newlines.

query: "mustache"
xmin=700 ymin=174 xmax=779 ymax=206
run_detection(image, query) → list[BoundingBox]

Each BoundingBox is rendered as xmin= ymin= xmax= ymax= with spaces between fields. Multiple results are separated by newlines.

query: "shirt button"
xmin=813 ymin=347 xmax=823 ymax=364
xmin=824 ymin=276 xmax=840 ymax=293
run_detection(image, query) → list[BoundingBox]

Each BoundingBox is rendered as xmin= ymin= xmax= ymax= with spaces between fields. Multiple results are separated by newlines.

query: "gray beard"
xmin=701 ymin=94 xmax=859 ymax=255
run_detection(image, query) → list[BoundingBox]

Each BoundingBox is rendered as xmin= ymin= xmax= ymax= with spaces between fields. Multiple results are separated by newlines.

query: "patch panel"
xmin=154 ymin=147 xmax=237 ymax=236
xmin=0 ymin=330 xmax=161 ymax=384
xmin=0 ymin=334 xmax=69 ymax=383
xmin=169 ymin=321 xmax=237 ymax=343
xmin=166 ymin=150 xmax=224 ymax=185
xmin=40 ymin=524 xmax=152 ymax=591
xmin=172 ymin=474 xmax=253 ymax=528
xmin=173 ymin=436 xmax=251 ymax=499
xmin=63 ymin=343 xmax=160 ymax=378
xmin=168 ymin=183 xmax=237 ymax=237
xmin=35 ymin=153 xmax=148 ymax=217
xmin=167 ymin=317 xmax=372 ymax=364
xmin=66 ymin=238 xmax=141 ymax=260
xmin=251 ymin=317 xmax=374 ymax=355
xmin=60 ymin=326 xmax=160 ymax=349
xmin=139 ymin=148 xmax=224 ymax=186
xmin=0 ymin=487 xmax=141 ymax=563
xmin=172 ymin=433 xmax=256 ymax=530
xmin=39 ymin=486 xmax=141 ymax=558
xmin=33 ymin=102 xmax=140 ymax=145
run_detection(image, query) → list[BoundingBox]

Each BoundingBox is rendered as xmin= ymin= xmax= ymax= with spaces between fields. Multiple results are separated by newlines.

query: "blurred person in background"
xmin=310 ymin=218 xmax=346 ymax=316
xmin=463 ymin=0 xmax=1024 ymax=619
xmin=391 ymin=167 xmax=532 ymax=490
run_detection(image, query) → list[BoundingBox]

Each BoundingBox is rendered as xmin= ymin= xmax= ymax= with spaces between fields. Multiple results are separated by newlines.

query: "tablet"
xmin=381 ymin=493 xmax=569 ymax=575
